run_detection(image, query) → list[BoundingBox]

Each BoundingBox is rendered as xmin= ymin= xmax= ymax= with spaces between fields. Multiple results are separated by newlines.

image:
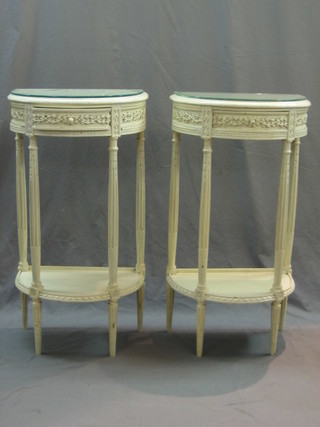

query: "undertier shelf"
xmin=16 ymin=266 xmax=144 ymax=302
xmin=167 ymin=268 xmax=294 ymax=303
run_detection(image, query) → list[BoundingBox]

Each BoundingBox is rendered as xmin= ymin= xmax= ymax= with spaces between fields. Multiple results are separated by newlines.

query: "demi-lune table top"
xmin=8 ymin=88 xmax=148 ymax=106
xmin=171 ymin=91 xmax=310 ymax=108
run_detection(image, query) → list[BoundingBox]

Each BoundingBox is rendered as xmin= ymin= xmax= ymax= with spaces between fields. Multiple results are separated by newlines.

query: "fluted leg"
xmin=29 ymin=136 xmax=42 ymax=290
xmin=136 ymin=132 xmax=146 ymax=331
xmin=270 ymin=300 xmax=281 ymax=355
xmin=108 ymin=136 xmax=119 ymax=356
xmin=195 ymin=138 xmax=212 ymax=357
xmin=16 ymin=133 xmax=28 ymax=272
xmin=279 ymin=296 xmax=288 ymax=332
xmin=166 ymin=283 xmax=175 ymax=332
xmin=137 ymin=284 xmax=144 ymax=332
xmin=284 ymin=139 xmax=300 ymax=273
xmin=272 ymin=140 xmax=291 ymax=298
xmin=167 ymin=131 xmax=181 ymax=331
xmin=20 ymin=292 xmax=28 ymax=329
xmin=108 ymin=136 xmax=119 ymax=290
xmin=16 ymin=133 xmax=29 ymax=329
xmin=108 ymin=300 xmax=118 ymax=357
xmin=196 ymin=301 xmax=206 ymax=358
xmin=32 ymin=299 xmax=42 ymax=355
xmin=29 ymin=136 xmax=43 ymax=354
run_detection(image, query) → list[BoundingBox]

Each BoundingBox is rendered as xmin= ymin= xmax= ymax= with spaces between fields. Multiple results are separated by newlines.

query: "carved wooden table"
xmin=8 ymin=88 xmax=148 ymax=357
xmin=166 ymin=92 xmax=310 ymax=357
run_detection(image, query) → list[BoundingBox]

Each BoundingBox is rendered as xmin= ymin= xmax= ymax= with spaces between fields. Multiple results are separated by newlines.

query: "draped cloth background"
xmin=0 ymin=1 xmax=319 ymax=426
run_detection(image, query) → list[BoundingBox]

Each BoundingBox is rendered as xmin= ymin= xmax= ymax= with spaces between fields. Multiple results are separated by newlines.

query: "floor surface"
xmin=1 ymin=301 xmax=319 ymax=427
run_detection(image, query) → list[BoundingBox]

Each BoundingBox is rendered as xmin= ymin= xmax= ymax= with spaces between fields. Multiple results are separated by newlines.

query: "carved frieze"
xmin=173 ymin=107 xmax=202 ymax=125
xmin=295 ymin=113 xmax=307 ymax=127
xmin=121 ymin=108 xmax=144 ymax=123
xmin=33 ymin=111 xmax=111 ymax=127
xmin=11 ymin=107 xmax=25 ymax=122
xmin=111 ymin=107 xmax=121 ymax=137
xmin=213 ymin=114 xmax=288 ymax=129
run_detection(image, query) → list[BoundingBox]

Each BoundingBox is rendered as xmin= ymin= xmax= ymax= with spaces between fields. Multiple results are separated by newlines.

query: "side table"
xmin=166 ymin=92 xmax=310 ymax=357
xmin=8 ymin=88 xmax=148 ymax=357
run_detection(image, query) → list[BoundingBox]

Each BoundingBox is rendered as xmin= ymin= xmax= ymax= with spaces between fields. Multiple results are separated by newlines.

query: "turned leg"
xmin=136 ymin=132 xmax=146 ymax=331
xmin=167 ymin=131 xmax=181 ymax=331
xmin=32 ymin=299 xmax=42 ymax=355
xmin=20 ymin=292 xmax=28 ymax=329
xmin=196 ymin=301 xmax=206 ymax=358
xmin=279 ymin=296 xmax=288 ymax=332
xmin=137 ymin=284 xmax=144 ymax=332
xmin=166 ymin=283 xmax=175 ymax=332
xmin=270 ymin=300 xmax=281 ymax=355
xmin=108 ymin=300 xmax=118 ymax=357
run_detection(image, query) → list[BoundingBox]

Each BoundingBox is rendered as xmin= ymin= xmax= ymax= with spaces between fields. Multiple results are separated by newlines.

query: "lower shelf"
xmin=167 ymin=268 xmax=295 ymax=304
xmin=16 ymin=265 xmax=144 ymax=302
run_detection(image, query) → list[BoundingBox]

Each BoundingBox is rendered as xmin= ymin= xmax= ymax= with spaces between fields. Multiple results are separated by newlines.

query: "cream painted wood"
xmin=16 ymin=132 xmax=29 ymax=329
xmin=8 ymin=89 xmax=148 ymax=357
xmin=136 ymin=131 xmax=146 ymax=332
xmin=167 ymin=92 xmax=310 ymax=357
xmin=167 ymin=131 xmax=181 ymax=331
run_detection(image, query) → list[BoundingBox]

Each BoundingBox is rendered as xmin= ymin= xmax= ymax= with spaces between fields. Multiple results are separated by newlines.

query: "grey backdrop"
xmin=0 ymin=1 xmax=320 ymax=426
xmin=1 ymin=0 xmax=319 ymax=312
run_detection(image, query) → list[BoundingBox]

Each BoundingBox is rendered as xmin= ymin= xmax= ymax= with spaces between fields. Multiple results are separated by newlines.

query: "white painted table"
xmin=8 ymin=89 xmax=148 ymax=357
xmin=166 ymin=92 xmax=310 ymax=357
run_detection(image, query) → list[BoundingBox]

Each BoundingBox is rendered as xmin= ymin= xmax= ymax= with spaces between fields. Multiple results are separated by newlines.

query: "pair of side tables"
xmin=8 ymin=89 xmax=310 ymax=357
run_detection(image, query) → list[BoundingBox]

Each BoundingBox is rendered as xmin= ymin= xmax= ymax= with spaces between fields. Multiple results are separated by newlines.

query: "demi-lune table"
xmin=8 ymin=88 xmax=148 ymax=357
xmin=166 ymin=92 xmax=310 ymax=357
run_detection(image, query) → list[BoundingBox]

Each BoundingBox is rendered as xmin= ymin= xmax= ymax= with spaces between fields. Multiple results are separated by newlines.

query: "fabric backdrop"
xmin=0 ymin=0 xmax=319 ymax=317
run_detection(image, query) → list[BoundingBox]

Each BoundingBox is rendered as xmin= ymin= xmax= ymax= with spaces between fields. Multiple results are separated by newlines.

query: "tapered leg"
xmin=108 ymin=137 xmax=119 ymax=291
xmin=16 ymin=133 xmax=28 ymax=272
xmin=137 ymin=284 xmax=144 ymax=332
xmin=136 ymin=132 xmax=146 ymax=331
xmin=29 ymin=136 xmax=42 ymax=291
xmin=32 ymin=299 xmax=42 ymax=355
xmin=195 ymin=138 xmax=212 ymax=357
xmin=16 ymin=134 xmax=29 ymax=329
xmin=272 ymin=140 xmax=291 ymax=298
xmin=166 ymin=283 xmax=175 ymax=332
xmin=284 ymin=139 xmax=300 ymax=272
xmin=108 ymin=300 xmax=118 ymax=357
xmin=108 ymin=136 xmax=119 ymax=356
xmin=167 ymin=132 xmax=181 ymax=331
xmin=270 ymin=300 xmax=281 ymax=355
xmin=279 ymin=297 xmax=288 ymax=332
xmin=197 ymin=139 xmax=213 ymax=295
xmin=20 ymin=292 xmax=28 ymax=329
xmin=29 ymin=136 xmax=43 ymax=354
xmin=196 ymin=301 xmax=206 ymax=357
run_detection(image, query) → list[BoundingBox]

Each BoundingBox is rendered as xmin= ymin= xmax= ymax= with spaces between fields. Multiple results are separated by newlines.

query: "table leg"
xmin=108 ymin=136 xmax=119 ymax=356
xmin=136 ymin=132 xmax=146 ymax=331
xmin=108 ymin=300 xmax=118 ymax=357
xmin=33 ymin=299 xmax=42 ymax=355
xmin=16 ymin=133 xmax=28 ymax=328
xmin=271 ymin=139 xmax=291 ymax=354
xmin=196 ymin=138 xmax=212 ymax=356
xmin=197 ymin=301 xmax=206 ymax=358
xmin=20 ymin=293 xmax=28 ymax=330
xmin=280 ymin=297 xmax=288 ymax=332
xmin=167 ymin=131 xmax=181 ymax=331
xmin=281 ymin=138 xmax=300 ymax=331
xmin=29 ymin=135 xmax=43 ymax=354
